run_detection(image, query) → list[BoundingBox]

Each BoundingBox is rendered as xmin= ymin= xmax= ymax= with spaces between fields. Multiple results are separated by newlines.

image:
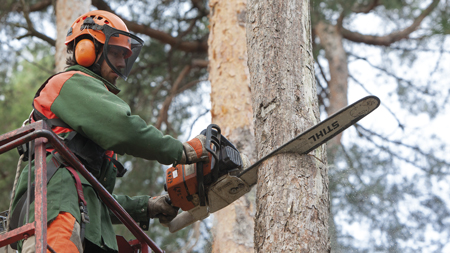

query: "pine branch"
xmin=153 ymin=57 xmax=207 ymax=130
xmin=177 ymin=16 xmax=199 ymax=39
xmin=151 ymin=76 xmax=170 ymax=99
xmin=340 ymin=143 xmax=368 ymax=187
xmin=200 ymin=219 xmax=213 ymax=244
xmin=316 ymin=58 xmax=330 ymax=89
xmin=18 ymin=0 xmax=55 ymax=46
xmin=174 ymin=218 xmax=201 ymax=253
xmin=3 ymin=36 xmax=54 ymax=75
xmin=191 ymin=0 xmax=209 ymax=16
xmin=389 ymin=46 xmax=450 ymax=54
xmin=426 ymin=38 xmax=446 ymax=89
xmin=355 ymin=126 xmax=430 ymax=172
xmin=355 ymin=124 xmax=450 ymax=172
xmin=348 ymin=53 xmax=436 ymax=96
xmin=5 ymin=0 xmax=52 ymax=15
xmin=176 ymin=78 xmax=204 ymax=94
xmin=155 ymin=65 xmax=192 ymax=129
xmin=25 ymin=0 xmax=53 ymax=12
xmin=348 ymin=73 xmax=404 ymax=130
xmin=351 ymin=0 xmax=381 ymax=14
xmin=342 ymin=0 xmax=440 ymax=46
xmin=315 ymin=75 xmax=328 ymax=109
xmin=337 ymin=0 xmax=381 ymax=29
xmin=186 ymin=109 xmax=210 ymax=141
xmin=91 ymin=0 xmax=208 ymax=53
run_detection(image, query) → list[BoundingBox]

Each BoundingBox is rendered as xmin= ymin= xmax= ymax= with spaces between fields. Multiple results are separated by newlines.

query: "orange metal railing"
xmin=0 ymin=121 xmax=163 ymax=253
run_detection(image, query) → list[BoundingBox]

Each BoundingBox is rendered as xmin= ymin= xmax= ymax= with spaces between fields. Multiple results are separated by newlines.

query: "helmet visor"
xmin=102 ymin=26 xmax=144 ymax=80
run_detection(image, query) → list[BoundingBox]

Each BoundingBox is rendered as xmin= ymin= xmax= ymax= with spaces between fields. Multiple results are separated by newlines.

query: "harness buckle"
xmin=0 ymin=210 xmax=8 ymax=233
xmin=116 ymin=167 xmax=128 ymax=177
xmin=79 ymin=202 xmax=90 ymax=224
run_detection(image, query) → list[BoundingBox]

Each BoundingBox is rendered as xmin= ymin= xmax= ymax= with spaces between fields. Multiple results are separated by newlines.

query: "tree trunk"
xmin=314 ymin=21 xmax=349 ymax=253
xmin=55 ymin=0 xmax=91 ymax=72
xmin=314 ymin=21 xmax=348 ymax=159
xmin=208 ymin=0 xmax=256 ymax=252
xmin=247 ymin=0 xmax=330 ymax=252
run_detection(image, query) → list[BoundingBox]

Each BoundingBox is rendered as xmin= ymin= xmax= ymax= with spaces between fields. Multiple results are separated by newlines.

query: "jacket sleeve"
xmin=110 ymin=194 xmax=150 ymax=228
xmin=50 ymin=73 xmax=184 ymax=165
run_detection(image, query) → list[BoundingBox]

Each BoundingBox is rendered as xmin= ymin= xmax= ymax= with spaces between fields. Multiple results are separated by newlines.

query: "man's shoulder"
xmin=49 ymin=70 xmax=96 ymax=84
xmin=45 ymin=70 xmax=104 ymax=93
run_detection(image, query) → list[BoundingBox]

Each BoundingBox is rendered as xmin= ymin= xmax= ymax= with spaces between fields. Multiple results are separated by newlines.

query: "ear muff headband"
xmin=75 ymin=39 xmax=96 ymax=67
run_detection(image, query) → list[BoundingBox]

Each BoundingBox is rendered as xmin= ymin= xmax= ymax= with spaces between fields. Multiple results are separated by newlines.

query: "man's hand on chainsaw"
xmin=179 ymin=134 xmax=209 ymax=164
xmin=148 ymin=195 xmax=179 ymax=224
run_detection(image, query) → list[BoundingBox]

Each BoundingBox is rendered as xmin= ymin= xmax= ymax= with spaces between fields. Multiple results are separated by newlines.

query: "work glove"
xmin=148 ymin=195 xmax=179 ymax=224
xmin=179 ymin=134 xmax=209 ymax=164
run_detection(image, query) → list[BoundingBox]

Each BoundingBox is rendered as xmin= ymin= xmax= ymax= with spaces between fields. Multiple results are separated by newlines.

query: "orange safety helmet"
xmin=65 ymin=10 xmax=144 ymax=80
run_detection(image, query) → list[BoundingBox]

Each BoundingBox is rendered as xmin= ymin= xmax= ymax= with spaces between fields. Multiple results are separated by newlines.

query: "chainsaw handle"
xmin=160 ymin=197 xmax=182 ymax=229
xmin=204 ymin=124 xmax=221 ymax=159
xmin=165 ymin=196 xmax=172 ymax=206
xmin=167 ymin=211 xmax=198 ymax=233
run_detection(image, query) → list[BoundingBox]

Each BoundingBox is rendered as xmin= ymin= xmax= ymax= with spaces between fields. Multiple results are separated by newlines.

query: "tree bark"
xmin=55 ymin=0 xmax=91 ymax=72
xmin=208 ymin=0 xmax=256 ymax=252
xmin=247 ymin=0 xmax=329 ymax=252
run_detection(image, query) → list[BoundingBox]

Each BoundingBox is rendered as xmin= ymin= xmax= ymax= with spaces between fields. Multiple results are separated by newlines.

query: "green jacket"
xmin=12 ymin=65 xmax=184 ymax=252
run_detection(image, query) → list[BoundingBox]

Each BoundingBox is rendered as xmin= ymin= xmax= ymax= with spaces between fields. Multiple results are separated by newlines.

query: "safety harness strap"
xmin=32 ymin=107 xmax=71 ymax=129
xmin=65 ymin=167 xmax=87 ymax=206
xmin=9 ymin=154 xmax=90 ymax=249
xmin=9 ymin=157 xmax=62 ymax=250
xmin=65 ymin=166 xmax=89 ymax=243
xmin=52 ymin=153 xmax=89 ymax=224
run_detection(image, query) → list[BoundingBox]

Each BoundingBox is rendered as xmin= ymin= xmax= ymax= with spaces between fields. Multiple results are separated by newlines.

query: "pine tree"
xmin=247 ymin=0 xmax=329 ymax=251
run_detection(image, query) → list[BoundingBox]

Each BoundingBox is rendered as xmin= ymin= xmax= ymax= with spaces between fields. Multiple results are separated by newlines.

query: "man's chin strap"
xmin=89 ymin=53 xmax=104 ymax=76
xmin=96 ymin=53 xmax=105 ymax=66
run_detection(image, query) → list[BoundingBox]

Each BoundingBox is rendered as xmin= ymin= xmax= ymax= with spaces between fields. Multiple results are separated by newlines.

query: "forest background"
xmin=1 ymin=0 xmax=450 ymax=252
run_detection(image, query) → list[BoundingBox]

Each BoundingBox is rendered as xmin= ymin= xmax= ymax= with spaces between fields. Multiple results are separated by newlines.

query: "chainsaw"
xmin=164 ymin=95 xmax=380 ymax=233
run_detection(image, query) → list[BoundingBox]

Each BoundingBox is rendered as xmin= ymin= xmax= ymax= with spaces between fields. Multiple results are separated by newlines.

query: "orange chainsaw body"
xmin=165 ymin=124 xmax=243 ymax=212
xmin=165 ymin=158 xmax=213 ymax=211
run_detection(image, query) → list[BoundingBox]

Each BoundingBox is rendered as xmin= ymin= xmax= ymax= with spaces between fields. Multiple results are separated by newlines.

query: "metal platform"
xmin=0 ymin=120 xmax=164 ymax=253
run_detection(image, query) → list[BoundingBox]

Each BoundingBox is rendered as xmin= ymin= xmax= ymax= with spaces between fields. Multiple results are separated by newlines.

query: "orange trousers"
xmin=22 ymin=212 xmax=83 ymax=253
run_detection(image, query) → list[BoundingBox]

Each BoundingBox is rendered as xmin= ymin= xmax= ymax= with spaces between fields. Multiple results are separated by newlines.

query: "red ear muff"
xmin=75 ymin=39 xmax=96 ymax=67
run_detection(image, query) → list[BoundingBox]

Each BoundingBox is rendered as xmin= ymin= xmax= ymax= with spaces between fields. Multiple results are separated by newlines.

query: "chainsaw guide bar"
xmin=239 ymin=95 xmax=380 ymax=187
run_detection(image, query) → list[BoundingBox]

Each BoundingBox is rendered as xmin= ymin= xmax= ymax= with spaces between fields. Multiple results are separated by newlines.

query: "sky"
xmin=338 ymin=9 xmax=450 ymax=251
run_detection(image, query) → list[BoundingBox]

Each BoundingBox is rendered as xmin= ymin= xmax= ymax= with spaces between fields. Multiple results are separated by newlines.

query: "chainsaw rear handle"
xmin=165 ymin=196 xmax=172 ymax=205
xmin=161 ymin=196 xmax=198 ymax=232
xmin=166 ymin=211 xmax=198 ymax=233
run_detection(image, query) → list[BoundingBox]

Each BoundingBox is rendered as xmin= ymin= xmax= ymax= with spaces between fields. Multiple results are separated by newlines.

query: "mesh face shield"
xmin=101 ymin=25 xmax=144 ymax=80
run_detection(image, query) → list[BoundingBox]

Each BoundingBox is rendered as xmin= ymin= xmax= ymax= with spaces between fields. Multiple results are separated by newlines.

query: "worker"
xmin=9 ymin=10 xmax=209 ymax=253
